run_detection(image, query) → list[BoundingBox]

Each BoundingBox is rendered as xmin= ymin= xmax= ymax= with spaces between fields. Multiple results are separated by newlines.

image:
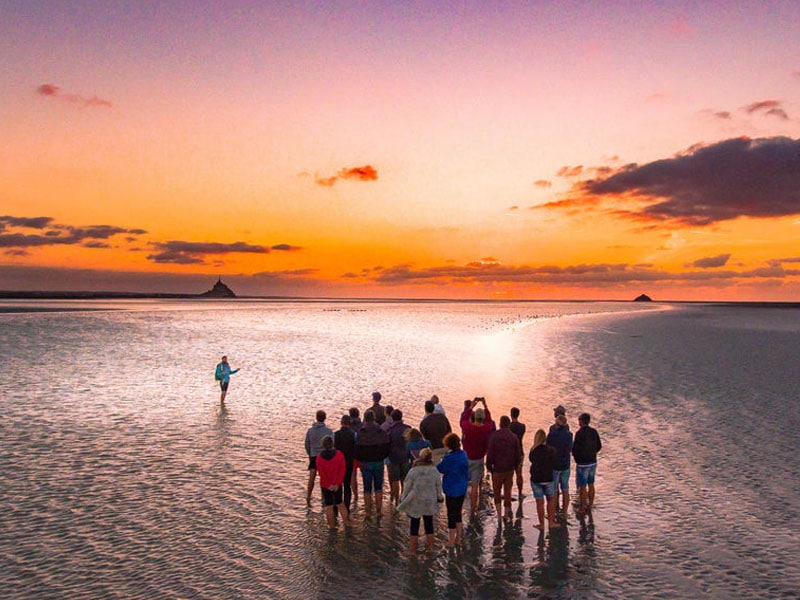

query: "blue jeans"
xmin=575 ymin=463 xmax=597 ymax=487
xmin=530 ymin=480 xmax=555 ymax=499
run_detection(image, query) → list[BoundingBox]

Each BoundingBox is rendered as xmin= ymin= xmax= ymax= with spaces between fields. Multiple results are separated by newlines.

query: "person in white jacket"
xmin=397 ymin=447 xmax=443 ymax=555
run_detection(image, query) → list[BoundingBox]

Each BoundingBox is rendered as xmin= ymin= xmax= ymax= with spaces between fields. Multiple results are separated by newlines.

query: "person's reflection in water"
xmin=213 ymin=405 xmax=232 ymax=453
xmin=529 ymin=524 xmax=570 ymax=596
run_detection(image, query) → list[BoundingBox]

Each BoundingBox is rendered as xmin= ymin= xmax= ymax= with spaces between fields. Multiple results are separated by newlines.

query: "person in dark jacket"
xmin=334 ymin=414 xmax=356 ymax=512
xmin=420 ymin=400 xmax=452 ymax=464
xmin=366 ymin=391 xmax=386 ymax=426
xmin=486 ymin=416 xmax=522 ymax=522
xmin=546 ymin=413 xmax=573 ymax=517
xmin=572 ymin=412 xmax=602 ymax=513
xmin=529 ymin=429 xmax=559 ymax=531
xmin=355 ymin=409 xmax=391 ymax=517
xmin=509 ymin=406 xmax=527 ymax=500
xmin=387 ymin=409 xmax=411 ymax=505
xmin=348 ymin=407 xmax=362 ymax=504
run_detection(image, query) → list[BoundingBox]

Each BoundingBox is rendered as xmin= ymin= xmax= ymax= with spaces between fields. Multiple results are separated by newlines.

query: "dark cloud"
xmin=36 ymin=83 xmax=113 ymax=109
xmin=370 ymin=261 xmax=800 ymax=287
xmin=700 ymin=109 xmax=731 ymax=120
xmin=743 ymin=100 xmax=789 ymax=120
xmin=271 ymin=244 xmax=302 ymax=251
xmin=0 ymin=217 xmax=147 ymax=249
xmin=147 ymin=240 xmax=271 ymax=264
xmin=0 ymin=216 xmax=53 ymax=229
xmin=574 ymin=137 xmax=800 ymax=226
xmin=83 ymin=241 xmax=111 ymax=249
xmin=689 ymin=254 xmax=731 ymax=268
xmin=315 ymin=165 xmax=378 ymax=187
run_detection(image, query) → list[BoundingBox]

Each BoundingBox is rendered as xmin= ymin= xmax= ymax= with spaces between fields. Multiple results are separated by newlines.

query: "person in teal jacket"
xmin=215 ymin=355 xmax=240 ymax=406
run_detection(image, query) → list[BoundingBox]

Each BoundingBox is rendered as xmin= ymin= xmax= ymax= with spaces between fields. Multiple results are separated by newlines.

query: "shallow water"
xmin=1 ymin=300 xmax=798 ymax=599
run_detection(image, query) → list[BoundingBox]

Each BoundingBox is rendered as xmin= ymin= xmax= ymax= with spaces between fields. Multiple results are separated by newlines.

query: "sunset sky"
xmin=2 ymin=1 xmax=800 ymax=300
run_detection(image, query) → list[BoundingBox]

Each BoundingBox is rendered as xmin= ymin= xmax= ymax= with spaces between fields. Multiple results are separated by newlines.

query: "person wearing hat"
xmin=397 ymin=447 xmax=443 ymax=555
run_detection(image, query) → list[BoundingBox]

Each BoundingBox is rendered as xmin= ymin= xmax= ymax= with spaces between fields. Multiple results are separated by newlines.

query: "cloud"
xmin=147 ymin=240 xmax=272 ymax=264
xmin=314 ymin=165 xmax=378 ymax=187
xmin=689 ymin=254 xmax=731 ymax=268
xmin=0 ymin=217 xmax=147 ymax=249
xmin=742 ymin=100 xmax=789 ymax=120
xmin=571 ymin=137 xmax=800 ymax=226
xmin=557 ymin=165 xmax=584 ymax=178
xmin=36 ymin=83 xmax=113 ymax=109
xmin=534 ymin=180 xmax=552 ymax=188
xmin=369 ymin=260 xmax=800 ymax=288
xmin=700 ymin=109 xmax=732 ymax=120
xmin=271 ymin=243 xmax=302 ymax=251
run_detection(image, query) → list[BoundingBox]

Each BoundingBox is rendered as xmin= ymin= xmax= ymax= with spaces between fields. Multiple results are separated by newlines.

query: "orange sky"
xmin=2 ymin=2 xmax=800 ymax=300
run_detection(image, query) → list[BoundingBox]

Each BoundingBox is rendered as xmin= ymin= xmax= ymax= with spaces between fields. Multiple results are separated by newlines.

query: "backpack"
xmin=214 ymin=364 xmax=223 ymax=381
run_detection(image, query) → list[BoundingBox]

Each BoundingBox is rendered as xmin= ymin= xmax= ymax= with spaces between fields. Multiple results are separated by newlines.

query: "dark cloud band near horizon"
xmin=561 ymin=136 xmax=800 ymax=226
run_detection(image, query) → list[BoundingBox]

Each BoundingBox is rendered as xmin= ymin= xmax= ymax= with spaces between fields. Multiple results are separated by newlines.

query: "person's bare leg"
xmin=535 ymin=497 xmax=545 ymax=530
xmin=470 ymin=484 xmax=479 ymax=515
xmin=562 ymin=490 xmax=570 ymax=514
xmin=447 ymin=528 xmax=456 ymax=547
xmin=390 ymin=481 xmax=400 ymax=505
xmin=426 ymin=533 xmax=434 ymax=552
xmin=375 ymin=492 xmax=383 ymax=517
xmin=325 ymin=505 xmax=335 ymax=528
xmin=220 ymin=390 xmax=227 ymax=405
xmin=547 ymin=495 xmax=560 ymax=529
xmin=516 ymin=465 xmax=524 ymax=499
xmin=578 ymin=486 xmax=588 ymax=512
xmin=588 ymin=483 xmax=596 ymax=508
xmin=306 ymin=470 xmax=316 ymax=505
xmin=408 ymin=536 xmax=418 ymax=556
xmin=364 ymin=493 xmax=373 ymax=514
xmin=455 ymin=522 xmax=463 ymax=544
xmin=337 ymin=502 xmax=350 ymax=526
xmin=503 ymin=475 xmax=513 ymax=519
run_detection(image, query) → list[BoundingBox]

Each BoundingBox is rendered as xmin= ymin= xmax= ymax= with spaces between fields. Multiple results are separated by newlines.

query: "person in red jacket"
xmin=460 ymin=397 xmax=494 ymax=515
xmin=315 ymin=436 xmax=351 ymax=529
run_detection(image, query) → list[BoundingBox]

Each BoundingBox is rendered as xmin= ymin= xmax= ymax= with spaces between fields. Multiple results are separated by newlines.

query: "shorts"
xmin=387 ymin=462 xmax=410 ymax=483
xmin=322 ymin=486 xmax=343 ymax=507
xmin=308 ymin=456 xmax=317 ymax=471
xmin=219 ymin=380 xmax=229 ymax=391
xmin=360 ymin=461 xmax=384 ymax=494
xmin=553 ymin=468 xmax=570 ymax=492
xmin=468 ymin=459 xmax=485 ymax=485
xmin=530 ymin=480 xmax=555 ymax=499
xmin=575 ymin=463 xmax=597 ymax=487
xmin=491 ymin=470 xmax=514 ymax=505
xmin=410 ymin=515 xmax=434 ymax=536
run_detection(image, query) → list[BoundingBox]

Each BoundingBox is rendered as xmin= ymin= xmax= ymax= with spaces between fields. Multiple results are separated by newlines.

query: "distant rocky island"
xmin=200 ymin=278 xmax=236 ymax=298
xmin=633 ymin=293 xmax=653 ymax=302
xmin=0 ymin=279 xmax=237 ymax=300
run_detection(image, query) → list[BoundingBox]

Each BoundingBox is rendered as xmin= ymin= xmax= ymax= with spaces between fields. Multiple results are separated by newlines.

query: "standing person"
xmin=305 ymin=410 xmax=333 ymax=506
xmin=572 ymin=413 xmax=602 ymax=513
xmin=380 ymin=405 xmax=395 ymax=432
xmin=546 ymin=413 xmax=573 ymax=517
xmin=387 ymin=409 xmax=411 ymax=505
xmin=215 ymin=355 xmax=240 ymax=406
xmin=397 ymin=448 xmax=443 ymax=555
xmin=405 ymin=428 xmax=431 ymax=465
xmin=315 ymin=436 xmax=351 ymax=529
xmin=460 ymin=397 xmax=494 ymax=515
xmin=529 ymin=429 xmax=559 ymax=531
xmin=486 ymin=416 xmax=522 ymax=522
xmin=431 ymin=394 xmax=446 ymax=415
xmin=419 ymin=400 xmax=452 ymax=464
xmin=348 ymin=407 xmax=362 ymax=504
xmin=550 ymin=405 xmax=568 ymax=433
xmin=437 ymin=432 xmax=469 ymax=547
xmin=367 ymin=392 xmax=386 ymax=426
xmin=509 ymin=407 xmax=527 ymax=499
xmin=334 ymin=414 xmax=356 ymax=512
xmin=354 ymin=409 xmax=390 ymax=517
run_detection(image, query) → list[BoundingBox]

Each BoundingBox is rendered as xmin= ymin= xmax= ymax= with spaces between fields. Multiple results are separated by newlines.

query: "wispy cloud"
xmin=147 ymin=240 xmax=273 ymax=264
xmin=688 ymin=254 xmax=731 ymax=268
xmin=557 ymin=165 xmax=583 ymax=178
xmin=36 ymin=83 xmax=113 ymax=109
xmin=314 ymin=165 xmax=378 ymax=187
xmin=742 ymin=99 xmax=789 ymax=120
xmin=533 ymin=180 xmax=552 ymax=188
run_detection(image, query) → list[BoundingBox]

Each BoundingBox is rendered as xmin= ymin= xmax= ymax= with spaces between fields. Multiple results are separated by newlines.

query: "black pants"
xmin=445 ymin=494 xmax=465 ymax=529
xmin=409 ymin=515 xmax=434 ymax=536
xmin=343 ymin=466 xmax=352 ymax=511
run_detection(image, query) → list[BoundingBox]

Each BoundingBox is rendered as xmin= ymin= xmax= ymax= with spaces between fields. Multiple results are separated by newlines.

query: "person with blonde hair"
xmin=529 ymin=429 xmax=559 ymax=531
xmin=397 ymin=447 xmax=443 ymax=555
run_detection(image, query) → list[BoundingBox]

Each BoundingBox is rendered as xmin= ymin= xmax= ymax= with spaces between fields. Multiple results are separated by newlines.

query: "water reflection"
xmin=529 ymin=523 xmax=571 ymax=598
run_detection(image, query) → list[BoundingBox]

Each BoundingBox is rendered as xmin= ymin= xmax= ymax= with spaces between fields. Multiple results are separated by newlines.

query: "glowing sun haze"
xmin=2 ymin=1 xmax=800 ymax=300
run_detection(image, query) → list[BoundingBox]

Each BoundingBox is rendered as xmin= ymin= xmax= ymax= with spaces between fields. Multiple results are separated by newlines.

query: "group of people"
xmin=304 ymin=391 xmax=603 ymax=554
